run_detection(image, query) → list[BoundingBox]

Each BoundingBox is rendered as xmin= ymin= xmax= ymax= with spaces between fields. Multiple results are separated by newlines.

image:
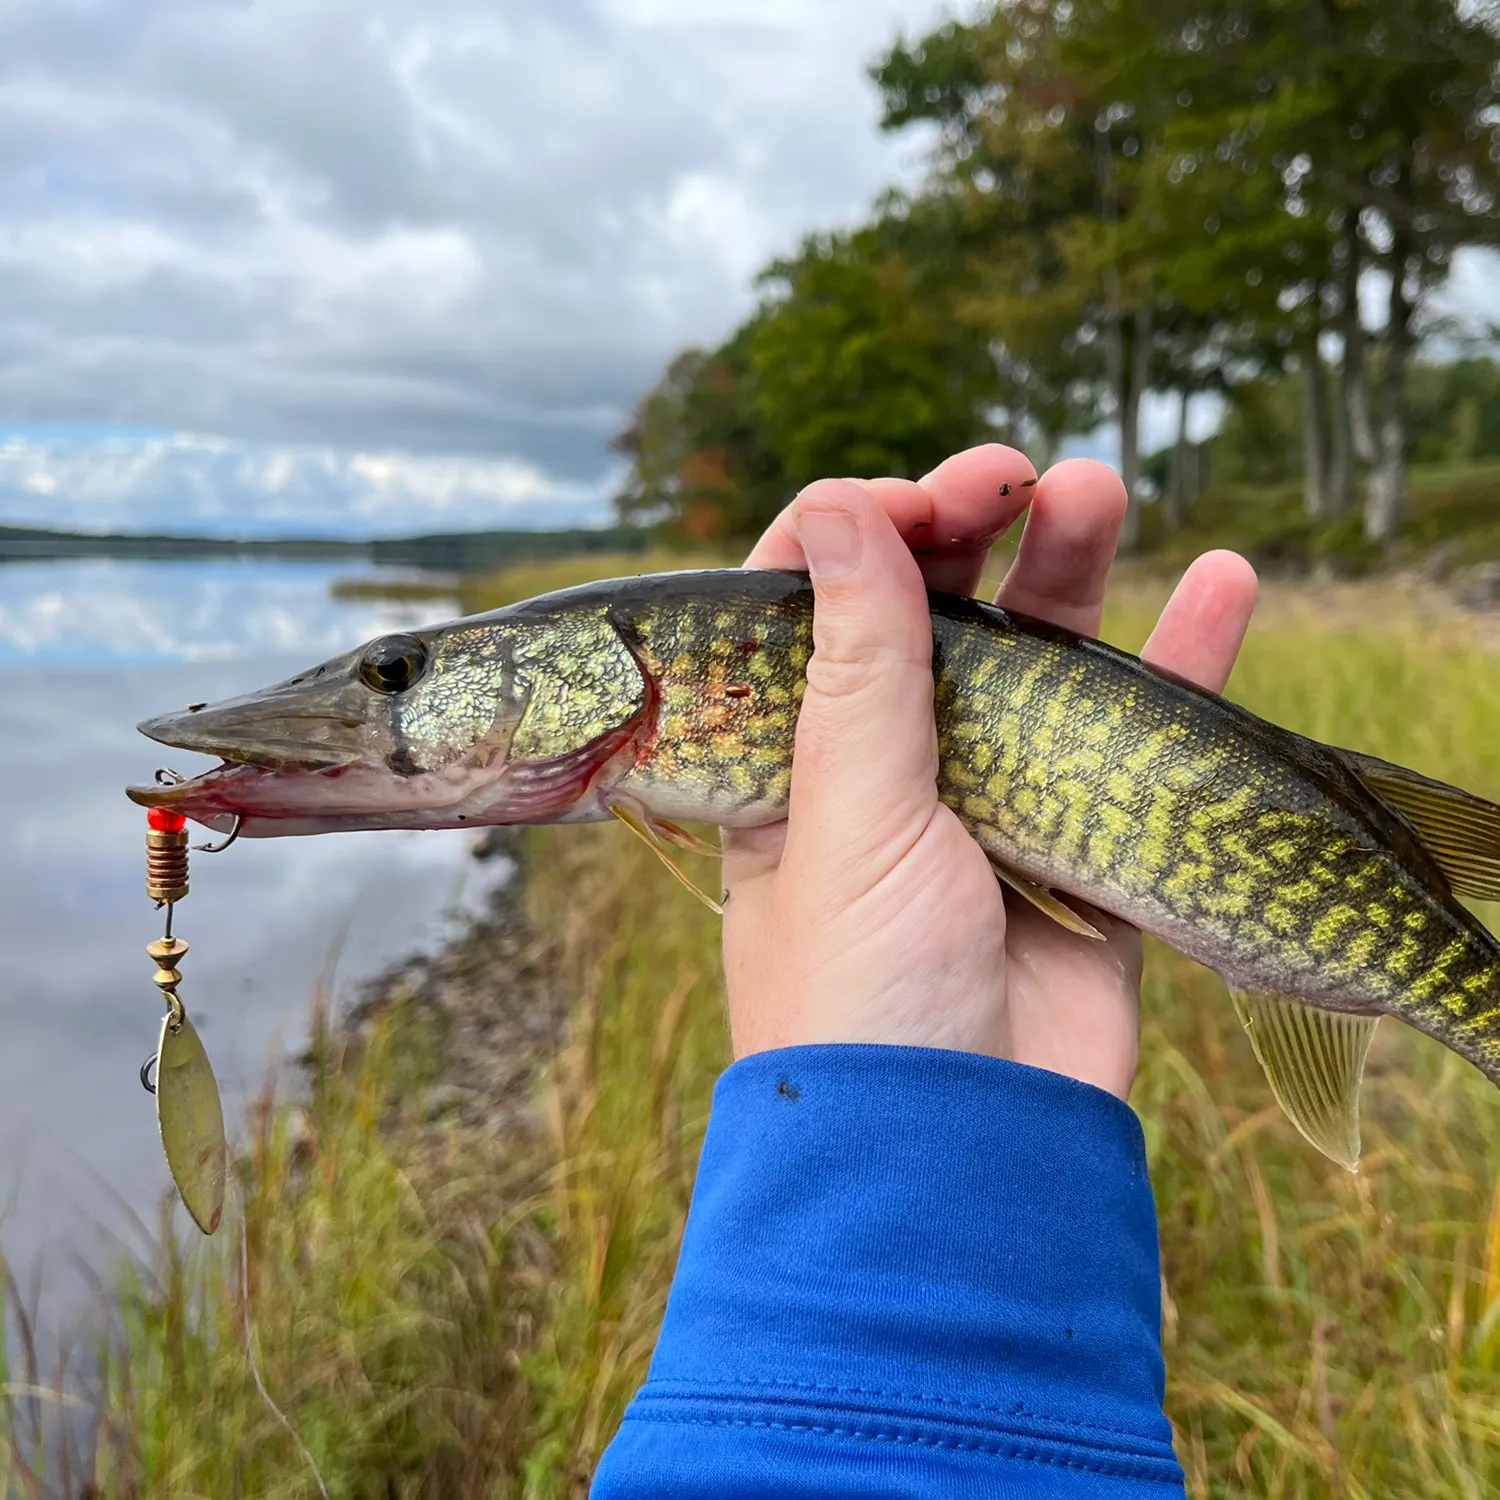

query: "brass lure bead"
xmin=146 ymin=825 xmax=190 ymax=905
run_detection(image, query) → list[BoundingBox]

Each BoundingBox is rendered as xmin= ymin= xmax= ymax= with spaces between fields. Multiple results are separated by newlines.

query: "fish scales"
xmin=619 ymin=588 xmax=809 ymax=823
xmin=925 ymin=606 xmax=1500 ymax=1060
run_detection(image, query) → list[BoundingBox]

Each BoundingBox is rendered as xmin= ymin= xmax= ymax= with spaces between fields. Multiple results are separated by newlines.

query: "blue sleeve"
xmin=591 ymin=1044 xmax=1185 ymax=1498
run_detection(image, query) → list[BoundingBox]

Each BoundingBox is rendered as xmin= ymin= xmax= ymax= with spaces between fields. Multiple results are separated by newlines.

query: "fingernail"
xmin=798 ymin=508 xmax=861 ymax=579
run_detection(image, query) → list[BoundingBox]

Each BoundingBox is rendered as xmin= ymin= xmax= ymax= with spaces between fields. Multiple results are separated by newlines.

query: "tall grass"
xmin=21 ymin=567 xmax=1500 ymax=1496
xmin=80 ymin=996 xmax=539 ymax=1497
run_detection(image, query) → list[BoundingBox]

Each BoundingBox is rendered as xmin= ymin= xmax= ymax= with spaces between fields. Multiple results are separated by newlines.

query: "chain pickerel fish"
xmin=128 ymin=569 xmax=1500 ymax=1168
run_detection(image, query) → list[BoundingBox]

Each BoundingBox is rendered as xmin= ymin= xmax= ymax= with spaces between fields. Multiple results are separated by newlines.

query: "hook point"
xmin=193 ymin=815 xmax=243 ymax=854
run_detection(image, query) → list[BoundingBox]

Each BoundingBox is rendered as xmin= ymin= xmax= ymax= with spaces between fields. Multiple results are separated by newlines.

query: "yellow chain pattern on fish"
xmin=616 ymin=581 xmax=1500 ymax=1079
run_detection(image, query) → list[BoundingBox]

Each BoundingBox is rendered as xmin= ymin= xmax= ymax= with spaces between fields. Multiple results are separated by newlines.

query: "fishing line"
xmin=233 ymin=1176 xmax=331 ymax=1500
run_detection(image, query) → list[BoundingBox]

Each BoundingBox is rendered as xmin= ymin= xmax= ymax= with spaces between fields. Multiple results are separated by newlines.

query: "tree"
xmin=873 ymin=2 xmax=1240 ymax=545
xmin=612 ymin=348 xmax=716 ymax=530
xmin=744 ymin=222 xmax=1001 ymax=489
xmin=619 ymin=0 xmax=1500 ymax=550
xmin=1148 ymin=0 xmax=1500 ymax=540
xmin=614 ymin=218 xmax=999 ymax=540
xmin=612 ymin=333 xmax=784 ymax=541
xmin=875 ymin=0 xmax=1500 ymax=546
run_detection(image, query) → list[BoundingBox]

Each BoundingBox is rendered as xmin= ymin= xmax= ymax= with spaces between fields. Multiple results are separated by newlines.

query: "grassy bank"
xmin=18 ymin=564 xmax=1500 ymax=1496
xmin=1135 ymin=459 xmax=1500 ymax=580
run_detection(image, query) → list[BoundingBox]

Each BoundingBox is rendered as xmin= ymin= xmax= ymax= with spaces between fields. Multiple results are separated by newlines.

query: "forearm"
xmin=592 ymin=1045 xmax=1185 ymax=1498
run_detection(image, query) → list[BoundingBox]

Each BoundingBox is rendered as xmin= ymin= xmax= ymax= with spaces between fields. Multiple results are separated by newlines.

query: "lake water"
xmin=0 ymin=557 xmax=503 ymax=1329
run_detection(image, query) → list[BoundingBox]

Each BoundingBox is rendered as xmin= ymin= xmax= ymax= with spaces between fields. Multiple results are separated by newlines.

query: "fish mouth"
xmin=124 ymin=661 xmax=520 ymax=837
xmin=125 ymin=657 xmax=391 ymax=833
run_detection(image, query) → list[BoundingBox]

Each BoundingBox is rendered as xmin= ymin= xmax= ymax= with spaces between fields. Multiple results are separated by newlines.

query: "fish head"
xmin=126 ymin=607 xmax=651 ymax=836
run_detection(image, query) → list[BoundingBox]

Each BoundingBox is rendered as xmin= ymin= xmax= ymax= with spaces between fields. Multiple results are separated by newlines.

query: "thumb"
xmin=783 ymin=481 xmax=940 ymax=884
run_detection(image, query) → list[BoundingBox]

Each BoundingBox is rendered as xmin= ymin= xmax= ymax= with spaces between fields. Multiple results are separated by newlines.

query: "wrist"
xmin=604 ymin=1044 xmax=1182 ymax=1491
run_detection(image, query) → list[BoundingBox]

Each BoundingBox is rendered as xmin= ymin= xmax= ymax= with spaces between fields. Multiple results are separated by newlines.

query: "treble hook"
xmin=140 ymin=1051 xmax=158 ymax=1095
xmin=154 ymin=767 xmax=185 ymax=786
xmin=194 ymin=814 xmax=242 ymax=854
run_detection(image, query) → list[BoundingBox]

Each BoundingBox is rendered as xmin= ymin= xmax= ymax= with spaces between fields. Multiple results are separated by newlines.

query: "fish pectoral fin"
xmin=608 ymin=802 xmax=724 ymax=915
xmin=1229 ymin=985 xmax=1377 ymax=1172
xmin=987 ymin=855 xmax=1106 ymax=942
xmin=1341 ymin=749 xmax=1500 ymax=902
xmin=648 ymin=816 xmax=720 ymax=856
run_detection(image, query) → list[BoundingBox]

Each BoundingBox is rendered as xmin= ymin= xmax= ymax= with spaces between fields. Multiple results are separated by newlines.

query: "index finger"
xmin=994 ymin=458 xmax=1128 ymax=637
xmin=744 ymin=443 xmax=1038 ymax=598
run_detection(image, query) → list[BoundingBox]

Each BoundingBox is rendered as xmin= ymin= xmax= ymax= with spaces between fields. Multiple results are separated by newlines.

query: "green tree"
xmin=873 ymin=1 xmax=1236 ymax=544
xmin=1406 ymin=355 xmax=1500 ymax=464
xmin=743 ymin=222 xmax=1001 ymax=489
xmin=1147 ymin=0 xmax=1500 ymax=540
xmin=875 ymin=0 xmax=1500 ymax=546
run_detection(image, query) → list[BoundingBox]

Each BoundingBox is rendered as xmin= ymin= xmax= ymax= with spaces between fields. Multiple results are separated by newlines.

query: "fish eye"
xmin=358 ymin=634 xmax=429 ymax=694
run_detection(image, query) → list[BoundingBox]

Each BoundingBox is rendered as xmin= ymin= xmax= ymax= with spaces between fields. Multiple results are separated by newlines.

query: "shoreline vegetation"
xmin=9 ymin=549 xmax=1500 ymax=1496
xmin=322 ymin=458 xmax=1500 ymax=620
xmin=0 ymin=520 xmax=650 ymax=574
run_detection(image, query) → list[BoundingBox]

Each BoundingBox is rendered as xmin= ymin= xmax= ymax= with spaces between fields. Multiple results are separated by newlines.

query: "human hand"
xmin=719 ymin=444 xmax=1258 ymax=1099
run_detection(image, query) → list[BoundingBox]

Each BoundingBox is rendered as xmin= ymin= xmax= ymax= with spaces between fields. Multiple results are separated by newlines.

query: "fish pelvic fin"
xmin=1229 ymin=986 xmax=1377 ymax=1172
xmin=608 ymin=800 xmax=724 ymax=915
xmin=985 ymin=854 xmax=1106 ymax=941
xmin=1341 ymin=749 xmax=1500 ymax=904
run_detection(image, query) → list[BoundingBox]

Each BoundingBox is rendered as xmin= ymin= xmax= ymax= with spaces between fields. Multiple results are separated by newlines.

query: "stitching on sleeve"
xmin=617 ymin=1410 xmax=1182 ymax=1483
xmin=641 ymin=1373 xmax=1164 ymax=1443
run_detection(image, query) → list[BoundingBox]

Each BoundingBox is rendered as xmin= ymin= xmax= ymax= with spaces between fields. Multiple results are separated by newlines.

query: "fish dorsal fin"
xmin=1341 ymin=750 xmax=1500 ymax=902
xmin=1229 ymin=986 xmax=1377 ymax=1171
xmin=986 ymin=854 xmax=1106 ymax=941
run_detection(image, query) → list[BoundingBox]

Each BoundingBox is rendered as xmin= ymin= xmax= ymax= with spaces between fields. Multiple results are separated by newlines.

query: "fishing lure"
xmin=140 ymin=794 xmax=229 ymax=1235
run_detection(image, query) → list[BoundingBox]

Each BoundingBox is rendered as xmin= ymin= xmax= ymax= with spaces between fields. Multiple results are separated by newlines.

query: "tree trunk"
xmin=1341 ymin=235 xmax=1376 ymax=467
xmin=1118 ymin=302 xmax=1153 ymax=550
xmin=1327 ymin=354 xmax=1353 ymax=517
xmin=1165 ymin=385 xmax=1190 ymax=531
xmin=1363 ymin=233 xmax=1412 ymax=546
xmin=1302 ymin=336 xmax=1330 ymax=522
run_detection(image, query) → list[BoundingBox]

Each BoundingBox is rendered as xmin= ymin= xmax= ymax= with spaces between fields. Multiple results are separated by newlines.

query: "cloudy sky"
xmin=0 ymin=0 xmax=960 ymax=536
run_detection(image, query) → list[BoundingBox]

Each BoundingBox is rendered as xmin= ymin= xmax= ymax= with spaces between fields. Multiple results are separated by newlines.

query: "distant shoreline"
xmin=0 ymin=520 xmax=649 ymax=573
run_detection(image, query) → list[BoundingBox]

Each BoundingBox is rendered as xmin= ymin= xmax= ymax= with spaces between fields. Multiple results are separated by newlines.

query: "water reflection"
xmin=0 ymin=557 xmax=458 ymax=663
xmin=0 ymin=560 xmax=493 ymax=1325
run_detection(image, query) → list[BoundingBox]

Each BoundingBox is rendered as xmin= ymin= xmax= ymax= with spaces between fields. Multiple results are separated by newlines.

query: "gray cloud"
xmin=0 ymin=0 xmax=945 ymax=525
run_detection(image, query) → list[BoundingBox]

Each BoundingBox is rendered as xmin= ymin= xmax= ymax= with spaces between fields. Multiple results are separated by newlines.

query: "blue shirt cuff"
xmin=596 ymin=1044 xmax=1185 ymax=1495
